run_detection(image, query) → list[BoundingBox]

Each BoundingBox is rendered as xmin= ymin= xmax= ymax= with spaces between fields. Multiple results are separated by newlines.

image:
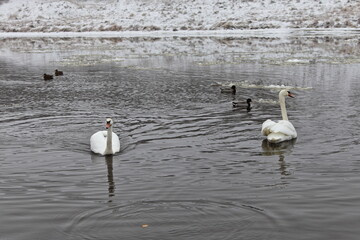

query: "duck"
xmin=55 ymin=69 xmax=63 ymax=76
xmin=43 ymin=73 xmax=53 ymax=80
xmin=232 ymin=98 xmax=252 ymax=111
xmin=261 ymin=90 xmax=297 ymax=143
xmin=90 ymin=118 xmax=120 ymax=155
xmin=220 ymin=85 xmax=236 ymax=94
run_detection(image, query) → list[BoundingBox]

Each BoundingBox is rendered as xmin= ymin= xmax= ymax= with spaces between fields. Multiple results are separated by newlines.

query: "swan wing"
xmin=112 ymin=132 xmax=121 ymax=153
xmin=267 ymin=132 xmax=294 ymax=143
xmin=261 ymin=119 xmax=276 ymax=136
xmin=270 ymin=120 xmax=297 ymax=138
xmin=262 ymin=120 xmax=297 ymax=143
xmin=90 ymin=131 xmax=107 ymax=154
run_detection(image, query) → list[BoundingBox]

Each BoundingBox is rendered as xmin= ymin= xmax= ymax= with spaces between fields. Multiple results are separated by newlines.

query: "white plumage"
xmin=262 ymin=119 xmax=297 ymax=143
xmin=90 ymin=118 xmax=120 ymax=155
xmin=261 ymin=90 xmax=297 ymax=143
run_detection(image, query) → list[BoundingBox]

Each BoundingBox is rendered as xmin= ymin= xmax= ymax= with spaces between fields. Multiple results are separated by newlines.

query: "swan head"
xmin=280 ymin=89 xmax=295 ymax=98
xmin=246 ymin=98 xmax=252 ymax=104
xmin=105 ymin=118 xmax=113 ymax=129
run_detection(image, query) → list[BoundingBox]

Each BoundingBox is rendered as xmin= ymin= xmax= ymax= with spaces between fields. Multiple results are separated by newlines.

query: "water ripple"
xmin=62 ymin=199 xmax=278 ymax=240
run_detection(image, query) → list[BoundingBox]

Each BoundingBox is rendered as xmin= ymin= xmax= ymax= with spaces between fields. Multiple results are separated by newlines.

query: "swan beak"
xmin=106 ymin=123 xmax=111 ymax=129
xmin=288 ymin=92 xmax=295 ymax=98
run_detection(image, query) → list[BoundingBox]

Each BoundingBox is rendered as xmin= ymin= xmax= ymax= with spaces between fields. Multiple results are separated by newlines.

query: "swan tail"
xmin=267 ymin=132 xmax=294 ymax=143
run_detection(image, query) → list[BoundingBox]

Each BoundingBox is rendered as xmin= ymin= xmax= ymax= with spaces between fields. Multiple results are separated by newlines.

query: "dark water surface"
xmin=0 ymin=32 xmax=360 ymax=240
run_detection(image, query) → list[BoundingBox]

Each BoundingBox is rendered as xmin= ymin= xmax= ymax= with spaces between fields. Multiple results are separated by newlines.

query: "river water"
xmin=0 ymin=30 xmax=360 ymax=240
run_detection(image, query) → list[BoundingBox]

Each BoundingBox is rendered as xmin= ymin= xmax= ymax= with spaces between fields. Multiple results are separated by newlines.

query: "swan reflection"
xmin=105 ymin=155 xmax=115 ymax=198
xmin=91 ymin=154 xmax=115 ymax=200
xmin=261 ymin=138 xmax=296 ymax=176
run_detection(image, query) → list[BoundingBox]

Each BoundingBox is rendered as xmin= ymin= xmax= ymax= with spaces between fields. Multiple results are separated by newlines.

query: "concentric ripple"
xmin=63 ymin=200 xmax=277 ymax=240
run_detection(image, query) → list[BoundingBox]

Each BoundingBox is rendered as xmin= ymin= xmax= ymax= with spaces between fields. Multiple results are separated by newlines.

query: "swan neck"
xmin=279 ymin=94 xmax=288 ymax=121
xmin=105 ymin=126 xmax=113 ymax=153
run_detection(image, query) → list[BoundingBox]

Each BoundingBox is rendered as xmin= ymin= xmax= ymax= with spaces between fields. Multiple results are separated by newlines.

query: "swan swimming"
xmin=261 ymin=90 xmax=297 ymax=143
xmin=90 ymin=118 xmax=120 ymax=155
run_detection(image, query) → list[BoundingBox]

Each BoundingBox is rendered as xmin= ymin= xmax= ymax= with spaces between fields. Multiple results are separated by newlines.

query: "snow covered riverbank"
xmin=0 ymin=0 xmax=360 ymax=33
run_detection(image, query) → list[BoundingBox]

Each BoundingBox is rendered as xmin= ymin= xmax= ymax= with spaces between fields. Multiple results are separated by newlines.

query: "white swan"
xmin=261 ymin=90 xmax=297 ymax=143
xmin=90 ymin=118 xmax=120 ymax=155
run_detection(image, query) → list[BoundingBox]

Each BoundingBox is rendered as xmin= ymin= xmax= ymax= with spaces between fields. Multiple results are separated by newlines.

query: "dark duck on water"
xmin=43 ymin=73 xmax=53 ymax=80
xmin=55 ymin=69 xmax=63 ymax=76
xmin=220 ymin=85 xmax=236 ymax=94
xmin=232 ymin=98 xmax=252 ymax=111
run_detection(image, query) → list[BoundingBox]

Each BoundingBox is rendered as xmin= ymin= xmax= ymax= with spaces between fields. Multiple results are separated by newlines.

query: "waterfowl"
xmin=90 ymin=118 xmax=120 ymax=155
xmin=43 ymin=73 xmax=53 ymax=80
xmin=232 ymin=98 xmax=252 ymax=111
xmin=220 ymin=85 xmax=236 ymax=94
xmin=261 ymin=90 xmax=297 ymax=143
xmin=55 ymin=69 xmax=63 ymax=76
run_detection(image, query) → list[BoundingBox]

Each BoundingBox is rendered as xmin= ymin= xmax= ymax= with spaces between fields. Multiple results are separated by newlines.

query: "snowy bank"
xmin=0 ymin=0 xmax=360 ymax=33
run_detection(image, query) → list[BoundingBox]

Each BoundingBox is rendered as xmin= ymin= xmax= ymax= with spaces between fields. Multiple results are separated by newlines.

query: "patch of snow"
xmin=0 ymin=0 xmax=360 ymax=33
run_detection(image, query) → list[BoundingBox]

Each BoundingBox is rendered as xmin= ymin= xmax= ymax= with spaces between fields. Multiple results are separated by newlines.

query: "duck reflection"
xmin=91 ymin=154 xmax=115 ymax=200
xmin=261 ymin=138 xmax=296 ymax=176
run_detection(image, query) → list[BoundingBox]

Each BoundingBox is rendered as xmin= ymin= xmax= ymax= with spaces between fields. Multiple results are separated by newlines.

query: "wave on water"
xmin=212 ymin=81 xmax=313 ymax=91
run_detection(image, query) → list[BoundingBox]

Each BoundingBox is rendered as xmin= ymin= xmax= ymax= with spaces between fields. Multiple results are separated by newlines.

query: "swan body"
xmin=261 ymin=90 xmax=297 ymax=143
xmin=262 ymin=119 xmax=297 ymax=143
xmin=90 ymin=118 xmax=120 ymax=155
